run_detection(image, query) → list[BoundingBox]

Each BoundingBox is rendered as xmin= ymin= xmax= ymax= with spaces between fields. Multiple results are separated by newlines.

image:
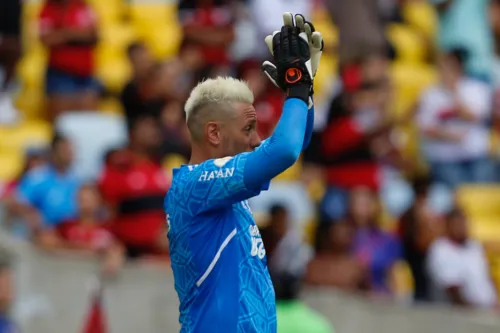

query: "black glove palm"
xmin=265 ymin=25 xmax=313 ymax=104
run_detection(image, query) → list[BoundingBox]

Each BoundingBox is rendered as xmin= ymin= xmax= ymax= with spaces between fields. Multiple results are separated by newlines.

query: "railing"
xmin=2 ymin=231 xmax=500 ymax=333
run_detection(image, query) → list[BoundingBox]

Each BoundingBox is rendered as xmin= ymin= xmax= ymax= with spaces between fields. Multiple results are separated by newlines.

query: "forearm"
xmin=244 ymin=98 xmax=308 ymax=187
xmin=302 ymin=105 xmax=314 ymax=151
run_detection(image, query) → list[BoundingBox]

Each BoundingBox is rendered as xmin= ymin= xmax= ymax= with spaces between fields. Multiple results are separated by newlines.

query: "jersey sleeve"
xmin=181 ymin=153 xmax=269 ymax=213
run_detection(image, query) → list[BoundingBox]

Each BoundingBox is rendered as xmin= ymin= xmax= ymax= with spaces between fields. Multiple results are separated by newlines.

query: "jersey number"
xmin=251 ymin=238 xmax=266 ymax=259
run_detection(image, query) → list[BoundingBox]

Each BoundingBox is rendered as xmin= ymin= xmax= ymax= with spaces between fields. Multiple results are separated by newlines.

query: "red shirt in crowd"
xmin=322 ymin=116 xmax=380 ymax=190
xmin=255 ymin=92 xmax=284 ymax=139
xmin=180 ymin=5 xmax=233 ymax=66
xmin=98 ymin=150 xmax=171 ymax=250
xmin=39 ymin=0 xmax=97 ymax=76
xmin=58 ymin=220 xmax=114 ymax=251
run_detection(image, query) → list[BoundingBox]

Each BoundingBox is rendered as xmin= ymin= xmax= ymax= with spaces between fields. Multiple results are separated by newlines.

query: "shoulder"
xmin=461 ymin=79 xmax=491 ymax=97
xmin=22 ymin=165 xmax=53 ymax=184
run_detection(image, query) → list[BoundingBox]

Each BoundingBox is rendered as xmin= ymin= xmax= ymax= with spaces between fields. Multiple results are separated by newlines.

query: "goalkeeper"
xmin=165 ymin=12 xmax=324 ymax=333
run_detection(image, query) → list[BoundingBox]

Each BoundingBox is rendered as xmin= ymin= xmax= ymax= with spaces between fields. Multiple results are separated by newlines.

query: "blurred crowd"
xmin=3 ymin=0 xmax=500 ymax=331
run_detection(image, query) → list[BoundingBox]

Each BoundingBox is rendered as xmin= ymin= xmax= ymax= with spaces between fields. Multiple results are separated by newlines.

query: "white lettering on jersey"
xmin=249 ymin=225 xmax=266 ymax=259
xmin=198 ymin=168 xmax=235 ymax=182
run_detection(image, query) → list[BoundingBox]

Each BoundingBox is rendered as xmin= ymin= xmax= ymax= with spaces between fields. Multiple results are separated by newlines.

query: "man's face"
xmin=218 ymin=102 xmax=262 ymax=156
xmin=448 ymin=214 xmax=468 ymax=243
xmin=133 ymin=117 xmax=162 ymax=150
xmin=131 ymin=47 xmax=153 ymax=78
xmin=53 ymin=140 xmax=74 ymax=167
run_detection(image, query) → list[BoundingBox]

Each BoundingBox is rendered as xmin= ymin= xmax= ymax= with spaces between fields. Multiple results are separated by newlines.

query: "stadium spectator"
xmin=39 ymin=0 xmax=100 ymax=120
xmin=34 ymin=184 xmax=124 ymax=276
xmin=416 ymin=48 xmax=493 ymax=189
xmin=178 ymin=0 xmax=236 ymax=77
xmin=0 ymin=0 xmax=21 ymax=124
xmin=121 ymin=42 xmax=157 ymax=126
xmin=160 ymin=101 xmax=191 ymax=160
xmin=261 ymin=204 xmax=312 ymax=280
xmin=237 ymin=59 xmax=284 ymax=139
xmin=307 ymin=222 xmax=370 ymax=292
xmin=427 ymin=207 xmax=497 ymax=308
xmin=348 ymin=187 xmax=402 ymax=295
xmin=99 ymin=115 xmax=170 ymax=259
xmin=431 ymin=0 xmax=493 ymax=82
xmin=324 ymin=0 xmax=389 ymax=64
xmin=0 ymin=255 xmax=17 ymax=333
xmin=1 ymin=146 xmax=48 ymax=236
xmin=319 ymin=56 xmax=394 ymax=222
xmin=14 ymin=133 xmax=81 ymax=230
xmin=399 ymin=176 xmax=442 ymax=303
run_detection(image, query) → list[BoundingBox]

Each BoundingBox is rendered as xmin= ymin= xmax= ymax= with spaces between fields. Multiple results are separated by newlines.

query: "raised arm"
xmin=244 ymin=98 xmax=308 ymax=188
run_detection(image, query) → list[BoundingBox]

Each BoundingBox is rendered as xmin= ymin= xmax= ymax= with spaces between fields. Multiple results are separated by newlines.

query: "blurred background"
xmin=2 ymin=0 xmax=500 ymax=332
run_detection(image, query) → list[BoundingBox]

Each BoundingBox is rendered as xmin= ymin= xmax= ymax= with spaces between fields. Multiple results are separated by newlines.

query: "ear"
xmin=205 ymin=121 xmax=221 ymax=146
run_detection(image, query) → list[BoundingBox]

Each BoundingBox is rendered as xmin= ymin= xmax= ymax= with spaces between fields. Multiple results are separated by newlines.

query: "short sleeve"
xmin=428 ymin=242 xmax=463 ymax=287
xmin=463 ymin=82 xmax=492 ymax=121
xmin=416 ymin=90 xmax=440 ymax=131
xmin=16 ymin=170 xmax=46 ymax=208
xmin=180 ymin=153 xmax=269 ymax=213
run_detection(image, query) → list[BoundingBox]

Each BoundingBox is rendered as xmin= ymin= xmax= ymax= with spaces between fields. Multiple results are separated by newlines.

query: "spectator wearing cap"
xmin=427 ymin=207 xmax=497 ymax=308
xmin=39 ymin=0 xmax=100 ymax=120
xmin=416 ymin=48 xmax=493 ymax=189
xmin=14 ymin=134 xmax=81 ymax=230
xmin=99 ymin=115 xmax=171 ymax=259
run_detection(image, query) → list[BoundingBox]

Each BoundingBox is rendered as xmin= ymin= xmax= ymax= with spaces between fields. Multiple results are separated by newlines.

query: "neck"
xmin=53 ymin=162 xmax=69 ymax=174
xmin=189 ymin=144 xmax=217 ymax=165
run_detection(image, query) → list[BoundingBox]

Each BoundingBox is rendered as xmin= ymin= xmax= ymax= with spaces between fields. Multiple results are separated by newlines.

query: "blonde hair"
xmin=184 ymin=76 xmax=254 ymax=121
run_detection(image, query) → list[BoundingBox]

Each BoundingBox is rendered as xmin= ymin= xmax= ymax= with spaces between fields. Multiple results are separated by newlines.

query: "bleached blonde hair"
xmin=184 ymin=76 xmax=254 ymax=121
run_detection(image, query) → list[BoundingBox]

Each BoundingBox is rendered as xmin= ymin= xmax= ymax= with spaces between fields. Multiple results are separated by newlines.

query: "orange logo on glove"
xmin=285 ymin=68 xmax=302 ymax=84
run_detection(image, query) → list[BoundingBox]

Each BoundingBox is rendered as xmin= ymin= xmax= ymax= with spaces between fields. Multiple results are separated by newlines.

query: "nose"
xmin=251 ymin=132 xmax=262 ymax=149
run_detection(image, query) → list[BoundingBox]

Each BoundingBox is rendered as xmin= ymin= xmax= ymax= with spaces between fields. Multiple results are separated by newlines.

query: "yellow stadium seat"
xmin=87 ymin=0 xmax=125 ymax=26
xmin=456 ymin=185 xmax=500 ymax=219
xmin=129 ymin=3 xmax=182 ymax=59
xmin=99 ymin=24 xmax=138 ymax=50
xmin=390 ymin=61 xmax=437 ymax=117
xmin=0 ymin=151 xmax=23 ymax=183
xmin=99 ymin=97 xmax=123 ymax=115
xmin=14 ymin=88 xmax=46 ymax=120
xmin=392 ymin=261 xmax=414 ymax=298
xmin=387 ymin=23 xmax=427 ymax=64
xmin=402 ymin=2 xmax=438 ymax=39
xmin=17 ymin=46 xmax=47 ymax=90
xmin=469 ymin=218 xmax=500 ymax=242
xmin=0 ymin=121 xmax=52 ymax=154
xmin=95 ymin=46 xmax=132 ymax=93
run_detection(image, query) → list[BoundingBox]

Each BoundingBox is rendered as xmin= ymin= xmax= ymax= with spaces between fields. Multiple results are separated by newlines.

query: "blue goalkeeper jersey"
xmin=165 ymin=153 xmax=276 ymax=333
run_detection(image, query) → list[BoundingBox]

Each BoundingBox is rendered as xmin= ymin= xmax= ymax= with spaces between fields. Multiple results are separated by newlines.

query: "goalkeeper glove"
xmin=262 ymin=13 xmax=324 ymax=106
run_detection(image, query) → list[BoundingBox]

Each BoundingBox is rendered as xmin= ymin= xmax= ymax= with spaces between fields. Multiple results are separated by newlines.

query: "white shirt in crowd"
xmin=427 ymin=237 xmax=497 ymax=307
xmin=417 ymin=79 xmax=492 ymax=162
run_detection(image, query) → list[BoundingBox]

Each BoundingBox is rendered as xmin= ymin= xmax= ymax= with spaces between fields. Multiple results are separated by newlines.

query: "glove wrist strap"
xmin=286 ymin=84 xmax=311 ymax=104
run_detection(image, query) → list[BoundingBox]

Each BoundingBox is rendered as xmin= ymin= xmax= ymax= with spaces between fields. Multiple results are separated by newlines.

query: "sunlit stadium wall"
xmin=2 ymin=231 xmax=500 ymax=333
